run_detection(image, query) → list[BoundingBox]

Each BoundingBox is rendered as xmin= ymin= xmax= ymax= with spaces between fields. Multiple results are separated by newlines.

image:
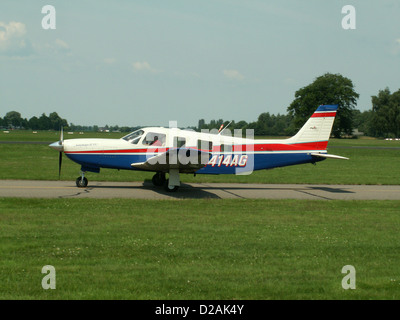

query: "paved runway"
xmin=0 ymin=180 xmax=399 ymax=200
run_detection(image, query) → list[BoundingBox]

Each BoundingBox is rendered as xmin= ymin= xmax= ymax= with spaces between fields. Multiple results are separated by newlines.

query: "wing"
xmin=131 ymin=148 xmax=212 ymax=173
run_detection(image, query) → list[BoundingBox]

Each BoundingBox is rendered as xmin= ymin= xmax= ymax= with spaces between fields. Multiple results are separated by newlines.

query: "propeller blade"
xmin=58 ymin=151 xmax=62 ymax=179
xmin=59 ymin=126 xmax=64 ymax=145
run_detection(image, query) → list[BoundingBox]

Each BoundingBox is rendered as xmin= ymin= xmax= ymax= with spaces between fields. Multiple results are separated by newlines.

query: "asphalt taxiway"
xmin=0 ymin=180 xmax=399 ymax=200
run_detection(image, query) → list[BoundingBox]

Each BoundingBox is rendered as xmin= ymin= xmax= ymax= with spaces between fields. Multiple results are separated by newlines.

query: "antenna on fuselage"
xmin=218 ymin=121 xmax=232 ymax=135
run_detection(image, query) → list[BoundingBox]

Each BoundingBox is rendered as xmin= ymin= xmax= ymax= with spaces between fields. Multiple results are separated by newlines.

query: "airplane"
xmin=49 ymin=104 xmax=348 ymax=192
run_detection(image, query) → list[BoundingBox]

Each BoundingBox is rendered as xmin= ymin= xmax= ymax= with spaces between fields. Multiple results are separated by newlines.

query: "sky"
xmin=1 ymin=0 xmax=399 ymax=128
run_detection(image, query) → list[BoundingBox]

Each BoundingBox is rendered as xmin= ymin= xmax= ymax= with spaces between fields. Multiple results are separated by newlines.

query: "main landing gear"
xmin=76 ymin=171 xmax=88 ymax=188
xmin=152 ymin=170 xmax=180 ymax=192
xmin=151 ymin=172 xmax=166 ymax=186
xmin=164 ymin=180 xmax=179 ymax=192
xmin=74 ymin=170 xmax=181 ymax=192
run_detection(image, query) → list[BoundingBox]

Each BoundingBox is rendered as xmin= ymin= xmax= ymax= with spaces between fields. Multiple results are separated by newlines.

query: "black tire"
xmin=152 ymin=172 xmax=166 ymax=187
xmin=76 ymin=177 xmax=88 ymax=188
xmin=164 ymin=179 xmax=179 ymax=192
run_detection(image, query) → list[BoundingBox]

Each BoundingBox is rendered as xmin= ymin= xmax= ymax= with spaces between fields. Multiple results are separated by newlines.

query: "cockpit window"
xmin=122 ymin=130 xmax=144 ymax=144
xmin=143 ymin=132 xmax=166 ymax=146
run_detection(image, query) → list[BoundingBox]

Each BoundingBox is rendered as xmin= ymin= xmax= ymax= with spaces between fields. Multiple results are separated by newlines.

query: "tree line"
xmin=197 ymin=113 xmax=294 ymax=136
xmin=2 ymin=73 xmax=399 ymax=138
xmin=0 ymin=111 xmax=68 ymax=131
xmin=198 ymin=73 xmax=400 ymax=138
xmin=0 ymin=111 xmax=138 ymax=133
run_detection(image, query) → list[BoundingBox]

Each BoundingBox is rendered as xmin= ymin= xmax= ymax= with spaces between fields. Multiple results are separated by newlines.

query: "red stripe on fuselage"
xmin=65 ymin=147 xmax=169 ymax=154
xmin=64 ymin=141 xmax=328 ymax=154
xmin=233 ymin=141 xmax=328 ymax=152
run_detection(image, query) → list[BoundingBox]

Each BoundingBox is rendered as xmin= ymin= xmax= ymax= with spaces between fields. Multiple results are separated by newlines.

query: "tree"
xmin=198 ymin=119 xmax=205 ymax=131
xmin=49 ymin=112 xmax=68 ymax=130
xmin=256 ymin=112 xmax=272 ymax=135
xmin=4 ymin=111 xmax=24 ymax=128
xmin=37 ymin=113 xmax=51 ymax=130
xmin=28 ymin=116 xmax=40 ymax=130
xmin=235 ymin=120 xmax=248 ymax=129
xmin=370 ymin=88 xmax=400 ymax=138
xmin=352 ymin=109 xmax=373 ymax=136
xmin=287 ymin=73 xmax=359 ymax=138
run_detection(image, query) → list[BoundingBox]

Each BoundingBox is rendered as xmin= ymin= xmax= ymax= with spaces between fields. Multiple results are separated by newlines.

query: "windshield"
xmin=122 ymin=129 xmax=144 ymax=144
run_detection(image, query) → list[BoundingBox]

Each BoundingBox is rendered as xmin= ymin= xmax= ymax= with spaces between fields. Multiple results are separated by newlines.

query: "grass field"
xmin=1 ymin=130 xmax=400 ymax=185
xmin=1 ymin=131 xmax=399 ymax=300
xmin=1 ymin=198 xmax=399 ymax=300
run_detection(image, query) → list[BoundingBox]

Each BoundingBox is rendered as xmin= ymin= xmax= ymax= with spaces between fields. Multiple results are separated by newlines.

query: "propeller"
xmin=58 ymin=127 xmax=63 ymax=179
xmin=49 ymin=127 xmax=65 ymax=179
xmin=59 ymin=126 xmax=63 ymax=146
xmin=58 ymin=148 xmax=62 ymax=179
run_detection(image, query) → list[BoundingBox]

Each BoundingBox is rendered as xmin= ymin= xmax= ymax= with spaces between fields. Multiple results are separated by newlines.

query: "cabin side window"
xmin=143 ymin=132 xmax=166 ymax=146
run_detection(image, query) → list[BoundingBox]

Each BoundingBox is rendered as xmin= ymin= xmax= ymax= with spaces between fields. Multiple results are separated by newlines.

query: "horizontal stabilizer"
xmin=311 ymin=153 xmax=349 ymax=160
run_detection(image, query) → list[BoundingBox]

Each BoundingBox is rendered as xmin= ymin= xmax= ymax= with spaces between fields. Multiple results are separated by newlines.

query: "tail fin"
xmin=286 ymin=104 xmax=338 ymax=150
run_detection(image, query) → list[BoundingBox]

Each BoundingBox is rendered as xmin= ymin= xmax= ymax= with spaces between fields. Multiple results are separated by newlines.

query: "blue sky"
xmin=1 ymin=1 xmax=399 ymax=127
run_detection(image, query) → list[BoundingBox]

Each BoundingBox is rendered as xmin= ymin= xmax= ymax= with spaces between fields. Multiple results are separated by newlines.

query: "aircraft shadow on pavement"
xmin=80 ymin=181 xmax=354 ymax=200
xmin=154 ymin=184 xmax=354 ymax=200
xmin=142 ymin=180 xmax=221 ymax=199
xmin=85 ymin=180 xmax=222 ymax=199
xmin=293 ymin=186 xmax=354 ymax=200
xmin=308 ymin=186 xmax=354 ymax=194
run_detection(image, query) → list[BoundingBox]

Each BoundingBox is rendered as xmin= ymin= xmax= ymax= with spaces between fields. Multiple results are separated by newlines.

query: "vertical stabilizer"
xmin=286 ymin=105 xmax=338 ymax=149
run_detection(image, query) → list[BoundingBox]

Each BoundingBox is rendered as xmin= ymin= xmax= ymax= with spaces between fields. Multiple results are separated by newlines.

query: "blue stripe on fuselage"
xmin=65 ymin=153 xmax=147 ymax=170
xmin=65 ymin=152 xmax=324 ymax=174
xmin=197 ymin=153 xmax=322 ymax=174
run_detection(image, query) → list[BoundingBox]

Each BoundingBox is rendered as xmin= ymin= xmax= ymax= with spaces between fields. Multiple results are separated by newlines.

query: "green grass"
xmin=1 ymin=131 xmax=399 ymax=184
xmin=2 ymin=132 xmax=399 ymax=301
xmin=1 ymin=198 xmax=399 ymax=299
xmin=2 ymin=130 xmax=399 ymax=146
xmin=0 ymin=142 xmax=399 ymax=185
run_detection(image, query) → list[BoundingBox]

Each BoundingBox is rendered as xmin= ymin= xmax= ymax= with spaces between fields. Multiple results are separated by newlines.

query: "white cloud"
xmin=0 ymin=21 xmax=26 ymax=40
xmin=132 ymin=61 xmax=160 ymax=73
xmin=103 ymin=58 xmax=116 ymax=64
xmin=0 ymin=21 xmax=70 ymax=57
xmin=55 ymin=39 xmax=69 ymax=50
xmin=223 ymin=69 xmax=244 ymax=81
xmin=38 ymin=39 xmax=70 ymax=57
xmin=0 ymin=21 xmax=32 ymax=56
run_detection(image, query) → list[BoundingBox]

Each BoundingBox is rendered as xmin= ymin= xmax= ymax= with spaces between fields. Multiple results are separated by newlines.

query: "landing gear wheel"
xmin=164 ymin=179 xmax=179 ymax=192
xmin=152 ymin=172 xmax=166 ymax=186
xmin=76 ymin=177 xmax=88 ymax=188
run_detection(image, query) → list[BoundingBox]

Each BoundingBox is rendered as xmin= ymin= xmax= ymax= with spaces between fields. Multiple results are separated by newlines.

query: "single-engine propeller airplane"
xmin=49 ymin=104 xmax=348 ymax=192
